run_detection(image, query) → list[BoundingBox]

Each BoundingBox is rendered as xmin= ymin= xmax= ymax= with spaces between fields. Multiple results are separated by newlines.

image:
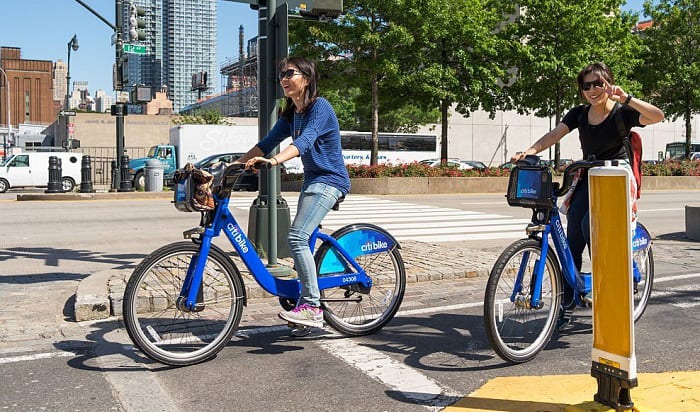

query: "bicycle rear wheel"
xmin=122 ymin=241 xmax=245 ymax=366
xmin=484 ymin=238 xmax=562 ymax=363
xmin=315 ymin=226 xmax=406 ymax=336
xmin=632 ymin=222 xmax=654 ymax=322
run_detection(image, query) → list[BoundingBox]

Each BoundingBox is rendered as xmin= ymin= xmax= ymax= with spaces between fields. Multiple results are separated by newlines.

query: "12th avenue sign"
xmin=123 ymin=43 xmax=146 ymax=54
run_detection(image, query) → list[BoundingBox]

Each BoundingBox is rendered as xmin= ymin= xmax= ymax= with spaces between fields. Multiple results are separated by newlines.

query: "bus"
xmin=340 ymin=131 xmax=439 ymax=165
xmin=665 ymin=141 xmax=700 ymax=160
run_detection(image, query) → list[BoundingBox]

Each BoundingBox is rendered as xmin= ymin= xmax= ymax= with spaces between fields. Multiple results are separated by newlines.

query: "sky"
xmin=0 ymin=0 xmax=646 ymax=98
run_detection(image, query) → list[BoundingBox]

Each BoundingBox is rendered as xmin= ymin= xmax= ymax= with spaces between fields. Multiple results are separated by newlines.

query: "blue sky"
xmin=0 ymin=0 xmax=646 ymax=97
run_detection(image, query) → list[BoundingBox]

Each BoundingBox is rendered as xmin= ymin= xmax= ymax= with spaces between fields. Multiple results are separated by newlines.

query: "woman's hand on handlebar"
xmin=511 ymin=150 xmax=535 ymax=163
xmin=244 ymin=156 xmax=273 ymax=170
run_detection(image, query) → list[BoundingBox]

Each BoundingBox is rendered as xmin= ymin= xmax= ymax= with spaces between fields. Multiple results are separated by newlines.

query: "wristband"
xmin=623 ymin=94 xmax=633 ymax=105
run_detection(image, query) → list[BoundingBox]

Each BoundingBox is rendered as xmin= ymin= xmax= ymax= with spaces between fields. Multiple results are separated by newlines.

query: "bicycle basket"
xmin=506 ymin=165 xmax=553 ymax=209
xmin=172 ymin=164 xmax=216 ymax=212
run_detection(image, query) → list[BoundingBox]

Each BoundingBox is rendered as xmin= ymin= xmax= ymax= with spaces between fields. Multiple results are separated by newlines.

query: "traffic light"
xmin=129 ymin=2 xmax=146 ymax=42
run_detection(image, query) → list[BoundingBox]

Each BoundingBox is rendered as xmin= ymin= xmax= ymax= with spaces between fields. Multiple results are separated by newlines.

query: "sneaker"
xmin=583 ymin=292 xmax=593 ymax=305
xmin=279 ymin=304 xmax=323 ymax=328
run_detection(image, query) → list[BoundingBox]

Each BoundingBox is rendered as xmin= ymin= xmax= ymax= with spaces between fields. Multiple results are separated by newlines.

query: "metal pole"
xmin=114 ymin=0 xmax=126 ymax=188
xmin=0 ymin=68 xmax=10 ymax=161
xmin=65 ymin=35 xmax=78 ymax=150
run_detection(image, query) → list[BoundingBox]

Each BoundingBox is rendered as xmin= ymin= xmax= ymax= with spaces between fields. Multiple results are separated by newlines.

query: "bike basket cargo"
xmin=506 ymin=166 xmax=553 ymax=209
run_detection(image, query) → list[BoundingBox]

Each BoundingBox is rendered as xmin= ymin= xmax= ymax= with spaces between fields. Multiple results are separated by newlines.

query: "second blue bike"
xmin=483 ymin=157 xmax=654 ymax=363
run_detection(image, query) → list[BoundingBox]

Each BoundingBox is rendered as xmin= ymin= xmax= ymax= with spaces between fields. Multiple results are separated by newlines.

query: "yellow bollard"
xmin=588 ymin=162 xmax=637 ymax=410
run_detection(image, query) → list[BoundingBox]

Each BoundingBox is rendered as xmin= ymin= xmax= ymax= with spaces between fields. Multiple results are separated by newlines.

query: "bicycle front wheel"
xmin=484 ymin=238 xmax=562 ymax=364
xmin=122 ymin=241 xmax=245 ymax=366
xmin=315 ymin=227 xmax=406 ymax=336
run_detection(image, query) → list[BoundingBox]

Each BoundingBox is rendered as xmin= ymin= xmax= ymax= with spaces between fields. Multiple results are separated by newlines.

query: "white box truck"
xmin=0 ymin=152 xmax=83 ymax=193
xmin=128 ymin=124 xmax=302 ymax=190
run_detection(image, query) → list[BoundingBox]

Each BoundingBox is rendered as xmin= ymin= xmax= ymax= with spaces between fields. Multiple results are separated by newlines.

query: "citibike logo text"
xmin=361 ymin=240 xmax=388 ymax=252
xmin=227 ymin=223 xmax=249 ymax=253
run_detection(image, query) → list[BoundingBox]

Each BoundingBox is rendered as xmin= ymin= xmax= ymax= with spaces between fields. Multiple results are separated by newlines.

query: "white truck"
xmin=128 ymin=124 xmax=302 ymax=190
xmin=0 ymin=152 xmax=83 ymax=193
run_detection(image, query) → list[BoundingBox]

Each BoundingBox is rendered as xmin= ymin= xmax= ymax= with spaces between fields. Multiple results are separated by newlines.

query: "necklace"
xmin=293 ymin=112 xmax=303 ymax=138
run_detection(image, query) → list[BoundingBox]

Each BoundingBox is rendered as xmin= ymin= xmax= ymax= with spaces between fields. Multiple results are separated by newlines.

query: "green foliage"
xmin=172 ymin=109 xmax=223 ymax=125
xmin=496 ymin=0 xmax=642 ymax=121
xmin=643 ymin=159 xmax=700 ymax=176
xmin=637 ymin=0 xmax=700 ymax=158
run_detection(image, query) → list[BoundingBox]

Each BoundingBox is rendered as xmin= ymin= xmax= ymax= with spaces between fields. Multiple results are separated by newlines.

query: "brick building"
xmin=0 ymin=47 xmax=59 ymax=129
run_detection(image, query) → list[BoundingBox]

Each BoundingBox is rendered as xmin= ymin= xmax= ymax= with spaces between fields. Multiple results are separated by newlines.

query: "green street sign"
xmin=123 ymin=44 xmax=146 ymax=54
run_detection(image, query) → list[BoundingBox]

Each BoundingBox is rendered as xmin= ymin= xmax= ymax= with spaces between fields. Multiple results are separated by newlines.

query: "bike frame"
xmin=178 ymin=193 xmax=374 ymax=312
xmin=522 ymin=193 xmax=651 ymax=309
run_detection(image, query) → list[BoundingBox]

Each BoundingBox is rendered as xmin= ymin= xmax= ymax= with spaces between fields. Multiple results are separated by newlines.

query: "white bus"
xmin=340 ymin=131 xmax=439 ymax=165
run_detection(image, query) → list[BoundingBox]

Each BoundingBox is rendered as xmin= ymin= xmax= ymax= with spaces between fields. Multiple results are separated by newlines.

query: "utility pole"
xmin=72 ymin=0 xmax=132 ymax=191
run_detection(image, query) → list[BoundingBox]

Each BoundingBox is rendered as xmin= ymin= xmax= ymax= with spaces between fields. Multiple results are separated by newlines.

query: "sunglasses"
xmin=278 ymin=69 xmax=303 ymax=81
xmin=581 ymin=79 xmax=604 ymax=91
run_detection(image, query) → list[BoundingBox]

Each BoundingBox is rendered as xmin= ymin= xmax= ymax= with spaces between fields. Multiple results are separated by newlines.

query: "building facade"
xmin=0 ymin=47 xmax=58 ymax=145
xmin=121 ymin=0 xmax=217 ymax=113
xmin=163 ymin=0 xmax=217 ymax=112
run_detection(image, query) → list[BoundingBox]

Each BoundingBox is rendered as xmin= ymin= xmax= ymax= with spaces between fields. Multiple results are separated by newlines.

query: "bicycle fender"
xmin=318 ymin=224 xmax=400 ymax=275
xmin=632 ymin=222 xmax=652 ymax=253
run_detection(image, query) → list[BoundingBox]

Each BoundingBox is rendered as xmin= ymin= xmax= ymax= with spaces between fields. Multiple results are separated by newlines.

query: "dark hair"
xmin=576 ymin=62 xmax=614 ymax=100
xmin=279 ymin=57 xmax=319 ymax=121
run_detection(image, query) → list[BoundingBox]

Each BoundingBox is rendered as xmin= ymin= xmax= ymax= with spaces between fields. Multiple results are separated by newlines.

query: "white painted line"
xmin=321 ymin=214 xmax=511 ymax=225
xmin=316 ymin=338 xmax=462 ymax=409
xmin=0 ymin=350 xmax=78 ymax=364
xmin=653 ymin=272 xmax=700 ymax=283
xmin=389 ymin=224 xmax=526 ymax=236
xmin=401 ymin=231 xmax=525 ymax=242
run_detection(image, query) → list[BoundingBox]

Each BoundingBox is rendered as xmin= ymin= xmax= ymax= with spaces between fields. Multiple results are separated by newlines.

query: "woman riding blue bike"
xmin=235 ymin=56 xmax=350 ymax=328
xmin=511 ymin=62 xmax=664 ymax=305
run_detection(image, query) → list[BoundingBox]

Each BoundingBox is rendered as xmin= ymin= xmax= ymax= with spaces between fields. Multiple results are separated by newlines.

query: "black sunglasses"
xmin=581 ymin=79 xmax=604 ymax=91
xmin=278 ymin=69 xmax=303 ymax=81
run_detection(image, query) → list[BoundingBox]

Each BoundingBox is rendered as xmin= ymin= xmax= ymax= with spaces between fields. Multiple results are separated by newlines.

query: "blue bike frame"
xmin=519 ymin=193 xmax=652 ymax=309
xmin=178 ymin=193 xmax=397 ymax=311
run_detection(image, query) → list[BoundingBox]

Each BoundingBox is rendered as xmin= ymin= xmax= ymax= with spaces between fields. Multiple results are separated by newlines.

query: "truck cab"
xmin=128 ymin=145 xmax=177 ymax=191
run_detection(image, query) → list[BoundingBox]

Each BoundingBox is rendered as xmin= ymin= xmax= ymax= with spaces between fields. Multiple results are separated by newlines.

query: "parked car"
xmin=691 ymin=152 xmax=700 ymax=161
xmin=461 ymin=160 xmax=487 ymax=170
xmin=420 ymin=158 xmax=474 ymax=170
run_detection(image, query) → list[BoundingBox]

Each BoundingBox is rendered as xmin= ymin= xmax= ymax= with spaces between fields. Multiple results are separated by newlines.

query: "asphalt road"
xmin=1 ymin=190 xmax=698 ymax=411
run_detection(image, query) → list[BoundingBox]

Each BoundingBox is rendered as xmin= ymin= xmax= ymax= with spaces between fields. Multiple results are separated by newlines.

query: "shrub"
xmin=281 ymin=159 xmax=700 ymax=180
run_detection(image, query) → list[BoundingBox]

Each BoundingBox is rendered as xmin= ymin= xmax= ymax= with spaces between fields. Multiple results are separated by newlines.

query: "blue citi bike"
xmin=483 ymin=156 xmax=654 ymax=363
xmin=122 ymin=163 xmax=406 ymax=366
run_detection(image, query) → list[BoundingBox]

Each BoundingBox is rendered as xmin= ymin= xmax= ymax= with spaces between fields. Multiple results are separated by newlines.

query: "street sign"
xmin=59 ymin=110 xmax=77 ymax=117
xmin=123 ymin=43 xmax=146 ymax=54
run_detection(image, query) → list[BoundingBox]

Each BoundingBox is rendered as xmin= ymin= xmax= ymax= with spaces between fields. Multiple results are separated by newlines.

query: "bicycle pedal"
xmin=289 ymin=324 xmax=312 ymax=337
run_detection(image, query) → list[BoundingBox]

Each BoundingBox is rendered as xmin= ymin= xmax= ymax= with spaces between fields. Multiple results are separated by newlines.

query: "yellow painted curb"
xmin=444 ymin=371 xmax=699 ymax=412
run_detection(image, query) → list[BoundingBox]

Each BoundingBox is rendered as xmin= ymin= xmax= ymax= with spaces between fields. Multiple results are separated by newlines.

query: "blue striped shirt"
xmin=256 ymin=97 xmax=351 ymax=195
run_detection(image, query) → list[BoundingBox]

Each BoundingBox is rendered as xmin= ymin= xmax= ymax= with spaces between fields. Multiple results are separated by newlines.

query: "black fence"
xmin=80 ymin=147 xmax=150 ymax=187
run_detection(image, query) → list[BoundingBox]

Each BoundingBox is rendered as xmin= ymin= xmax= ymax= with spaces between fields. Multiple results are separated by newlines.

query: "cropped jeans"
xmin=288 ymin=182 xmax=343 ymax=308
xmin=566 ymin=177 xmax=590 ymax=272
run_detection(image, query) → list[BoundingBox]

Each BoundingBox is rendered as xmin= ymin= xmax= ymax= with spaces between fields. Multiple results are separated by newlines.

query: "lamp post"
xmin=0 ymin=67 xmax=10 ymax=161
xmin=64 ymin=34 xmax=79 ymax=149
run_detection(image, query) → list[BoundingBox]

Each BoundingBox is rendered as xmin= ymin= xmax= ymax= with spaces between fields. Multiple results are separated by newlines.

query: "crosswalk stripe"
xmin=228 ymin=195 xmax=528 ymax=242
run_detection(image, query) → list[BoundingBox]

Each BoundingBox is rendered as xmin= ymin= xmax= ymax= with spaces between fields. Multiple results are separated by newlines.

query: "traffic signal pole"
xmin=72 ymin=0 xmax=127 ymax=191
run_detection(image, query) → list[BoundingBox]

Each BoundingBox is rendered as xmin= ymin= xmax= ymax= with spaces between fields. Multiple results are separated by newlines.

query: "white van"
xmin=0 ymin=152 xmax=83 ymax=193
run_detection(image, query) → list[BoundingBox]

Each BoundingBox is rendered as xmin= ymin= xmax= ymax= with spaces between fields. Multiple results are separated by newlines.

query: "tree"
xmin=638 ymin=0 xmax=700 ymax=159
xmin=289 ymin=0 xmax=438 ymax=164
xmin=396 ymin=0 xmax=510 ymax=165
xmin=496 ymin=0 xmax=641 ymax=164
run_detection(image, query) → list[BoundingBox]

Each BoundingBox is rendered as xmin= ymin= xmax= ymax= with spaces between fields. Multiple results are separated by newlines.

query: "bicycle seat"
xmin=332 ymin=195 xmax=345 ymax=211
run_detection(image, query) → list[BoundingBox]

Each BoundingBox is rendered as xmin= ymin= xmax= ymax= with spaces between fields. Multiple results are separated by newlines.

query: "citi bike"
xmin=483 ymin=156 xmax=654 ymax=364
xmin=122 ymin=163 xmax=406 ymax=366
